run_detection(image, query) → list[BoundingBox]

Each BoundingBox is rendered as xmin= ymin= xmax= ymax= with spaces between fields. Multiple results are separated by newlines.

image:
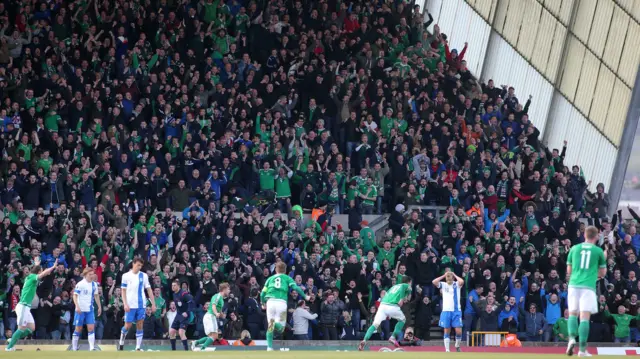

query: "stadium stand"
xmin=0 ymin=0 xmax=633 ymax=347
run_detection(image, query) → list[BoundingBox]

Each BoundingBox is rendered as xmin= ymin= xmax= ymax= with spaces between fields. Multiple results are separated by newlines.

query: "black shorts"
xmin=171 ymin=314 xmax=189 ymax=330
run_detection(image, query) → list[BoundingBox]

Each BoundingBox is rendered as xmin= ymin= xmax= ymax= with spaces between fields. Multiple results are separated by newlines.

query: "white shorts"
xmin=568 ymin=287 xmax=598 ymax=314
xmin=203 ymin=313 xmax=218 ymax=335
xmin=372 ymin=303 xmax=405 ymax=326
xmin=266 ymin=300 xmax=288 ymax=325
xmin=16 ymin=303 xmax=35 ymax=327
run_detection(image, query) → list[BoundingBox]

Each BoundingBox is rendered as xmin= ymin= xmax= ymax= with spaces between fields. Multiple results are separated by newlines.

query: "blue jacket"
xmin=482 ymin=110 xmax=503 ymax=124
xmin=540 ymin=288 xmax=563 ymax=324
xmin=524 ymin=311 xmax=546 ymax=336
xmin=146 ymin=230 xmax=168 ymax=247
xmin=618 ymin=227 xmax=640 ymax=255
xmin=464 ymin=289 xmax=481 ymax=315
xmin=79 ymin=181 xmax=95 ymax=207
xmin=509 ymin=273 xmax=528 ymax=308
xmin=498 ymin=307 xmax=519 ymax=327
xmin=544 ymin=294 xmax=562 ymax=324
xmin=483 ymin=208 xmax=510 ymax=233
xmin=44 ymin=253 xmax=67 ymax=268
xmin=207 ymin=174 xmax=228 ymax=201
xmin=500 ymin=119 xmax=521 ymax=136
xmin=182 ymin=206 xmax=205 ymax=220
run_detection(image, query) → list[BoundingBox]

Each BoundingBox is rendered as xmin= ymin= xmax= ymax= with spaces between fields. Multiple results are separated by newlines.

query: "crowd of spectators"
xmin=0 ymin=0 xmax=633 ymax=346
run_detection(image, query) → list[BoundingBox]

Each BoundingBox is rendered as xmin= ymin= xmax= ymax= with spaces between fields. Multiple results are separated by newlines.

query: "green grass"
xmin=2 ymin=352 xmax=569 ymax=359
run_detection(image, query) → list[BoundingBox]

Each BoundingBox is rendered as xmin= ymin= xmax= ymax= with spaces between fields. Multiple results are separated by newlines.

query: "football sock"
xmin=579 ymin=320 xmax=590 ymax=352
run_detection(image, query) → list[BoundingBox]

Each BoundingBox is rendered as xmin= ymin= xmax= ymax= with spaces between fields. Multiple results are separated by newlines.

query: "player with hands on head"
xmin=433 ymin=270 xmax=465 ymax=352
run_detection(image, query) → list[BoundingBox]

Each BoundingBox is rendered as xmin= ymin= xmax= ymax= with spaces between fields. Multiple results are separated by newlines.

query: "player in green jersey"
xmin=6 ymin=257 xmax=57 ymax=351
xmin=359 ymin=276 xmax=412 ymax=351
xmin=261 ymin=262 xmax=309 ymax=351
xmin=566 ymin=226 xmax=606 ymax=357
xmin=192 ymin=283 xmax=230 ymax=351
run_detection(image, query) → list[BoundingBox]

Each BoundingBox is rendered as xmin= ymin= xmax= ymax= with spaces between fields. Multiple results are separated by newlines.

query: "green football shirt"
xmin=259 ymin=169 xmax=276 ymax=191
xmin=209 ymin=293 xmax=224 ymax=314
xmin=20 ymin=273 xmax=38 ymax=306
xmin=566 ymin=242 xmax=606 ymax=291
xmin=382 ymin=283 xmax=411 ymax=306
xmin=261 ymin=273 xmax=305 ymax=302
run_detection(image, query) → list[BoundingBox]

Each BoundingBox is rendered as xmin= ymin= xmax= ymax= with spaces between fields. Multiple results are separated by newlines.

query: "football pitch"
xmin=1 ymin=352 xmax=570 ymax=359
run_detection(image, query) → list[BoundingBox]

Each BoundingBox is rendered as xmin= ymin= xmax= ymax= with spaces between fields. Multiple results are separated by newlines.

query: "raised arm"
xmin=37 ymin=257 xmax=58 ymax=280
xmin=289 ymin=279 xmax=310 ymax=300
xmin=432 ymin=273 xmax=446 ymax=288
xmin=453 ymin=272 xmax=465 ymax=287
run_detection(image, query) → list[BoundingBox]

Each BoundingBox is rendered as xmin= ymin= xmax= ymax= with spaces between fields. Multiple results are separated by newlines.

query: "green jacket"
xmin=603 ymin=310 xmax=640 ymax=338
xmin=360 ymin=226 xmax=375 ymax=253
xmin=553 ymin=317 xmax=569 ymax=340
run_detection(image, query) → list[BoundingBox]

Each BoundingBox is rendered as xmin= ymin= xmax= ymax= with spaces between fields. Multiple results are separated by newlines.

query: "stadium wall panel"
xmin=545 ymin=92 xmax=617 ymax=189
xmin=423 ymin=0 xmax=491 ymax=76
xmin=481 ymin=32 xmax=554 ymax=136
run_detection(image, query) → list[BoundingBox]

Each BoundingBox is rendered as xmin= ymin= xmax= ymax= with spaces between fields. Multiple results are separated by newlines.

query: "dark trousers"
xmin=247 ymin=323 xmax=262 ymax=339
xmin=589 ymin=322 xmax=611 ymax=342
xmin=321 ymin=324 xmax=338 ymax=340
xmin=294 ymin=334 xmax=309 ymax=340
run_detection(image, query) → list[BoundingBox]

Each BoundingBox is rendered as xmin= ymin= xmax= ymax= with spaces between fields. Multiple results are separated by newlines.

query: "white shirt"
xmin=74 ymin=279 xmax=98 ymax=312
xmin=439 ymin=282 xmax=461 ymax=312
xmin=121 ymin=270 xmax=151 ymax=309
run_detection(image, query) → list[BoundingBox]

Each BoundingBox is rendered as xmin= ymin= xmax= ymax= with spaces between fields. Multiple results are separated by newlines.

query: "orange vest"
xmin=312 ymin=208 xmax=325 ymax=221
xmin=500 ymin=334 xmax=521 ymax=347
xmin=233 ymin=340 xmax=255 ymax=346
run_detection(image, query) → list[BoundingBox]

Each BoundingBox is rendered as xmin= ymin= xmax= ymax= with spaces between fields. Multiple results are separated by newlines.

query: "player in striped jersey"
xmin=72 ymin=268 xmax=102 ymax=351
xmin=433 ymin=270 xmax=465 ymax=352
xmin=119 ymin=258 xmax=156 ymax=351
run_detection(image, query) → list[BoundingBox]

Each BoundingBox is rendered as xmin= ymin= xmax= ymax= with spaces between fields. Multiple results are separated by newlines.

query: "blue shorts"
xmin=125 ymin=308 xmax=146 ymax=323
xmin=439 ymin=311 xmax=463 ymax=328
xmin=74 ymin=311 xmax=95 ymax=327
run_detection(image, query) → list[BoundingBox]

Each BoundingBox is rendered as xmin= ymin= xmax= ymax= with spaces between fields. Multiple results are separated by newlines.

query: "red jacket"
xmin=344 ymin=17 xmax=360 ymax=33
xmin=82 ymin=253 xmax=109 ymax=284
xmin=482 ymin=194 xmax=498 ymax=212
xmin=445 ymin=43 xmax=468 ymax=71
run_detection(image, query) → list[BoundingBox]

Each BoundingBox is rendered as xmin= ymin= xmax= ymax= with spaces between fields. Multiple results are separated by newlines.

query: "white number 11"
xmin=580 ymin=250 xmax=591 ymax=269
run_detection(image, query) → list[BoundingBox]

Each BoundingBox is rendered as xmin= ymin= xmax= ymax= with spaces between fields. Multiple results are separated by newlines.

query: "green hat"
xmin=291 ymin=205 xmax=303 ymax=218
xmin=467 ymin=145 xmax=477 ymax=153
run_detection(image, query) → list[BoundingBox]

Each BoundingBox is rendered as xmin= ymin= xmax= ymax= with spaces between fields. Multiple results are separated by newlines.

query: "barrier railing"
xmin=470 ymin=331 xmax=508 ymax=347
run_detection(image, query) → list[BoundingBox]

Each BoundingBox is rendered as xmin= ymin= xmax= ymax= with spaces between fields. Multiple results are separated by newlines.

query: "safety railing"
xmin=470 ymin=331 xmax=508 ymax=347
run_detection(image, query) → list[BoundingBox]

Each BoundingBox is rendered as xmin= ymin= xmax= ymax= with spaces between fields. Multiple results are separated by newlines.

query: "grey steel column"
xmin=609 ymin=64 xmax=640 ymax=218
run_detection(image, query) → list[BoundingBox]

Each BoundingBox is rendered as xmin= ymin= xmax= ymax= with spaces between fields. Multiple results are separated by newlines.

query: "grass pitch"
xmin=2 ymin=352 xmax=570 ymax=359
